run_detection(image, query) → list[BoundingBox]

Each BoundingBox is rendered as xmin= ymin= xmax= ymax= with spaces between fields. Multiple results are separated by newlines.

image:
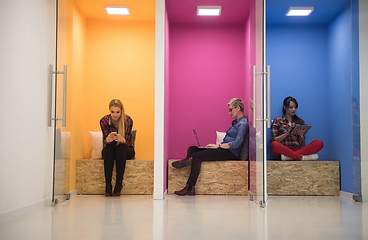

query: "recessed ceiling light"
xmin=105 ymin=5 xmax=130 ymax=15
xmin=286 ymin=7 xmax=314 ymax=16
xmin=197 ymin=6 xmax=222 ymax=16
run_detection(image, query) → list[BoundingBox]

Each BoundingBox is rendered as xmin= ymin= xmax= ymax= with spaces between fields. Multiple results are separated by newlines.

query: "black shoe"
xmin=174 ymin=184 xmax=196 ymax=196
xmin=172 ymin=158 xmax=192 ymax=169
xmin=105 ymin=183 xmax=112 ymax=196
xmin=112 ymin=192 xmax=121 ymax=197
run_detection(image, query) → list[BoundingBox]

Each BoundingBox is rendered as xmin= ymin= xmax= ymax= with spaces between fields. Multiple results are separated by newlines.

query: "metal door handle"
xmin=267 ymin=65 xmax=271 ymax=128
xmin=61 ymin=65 xmax=67 ymax=127
xmin=253 ymin=65 xmax=271 ymax=128
xmin=48 ymin=64 xmax=67 ymax=127
xmin=48 ymin=65 xmax=54 ymax=127
xmin=253 ymin=65 xmax=257 ymax=128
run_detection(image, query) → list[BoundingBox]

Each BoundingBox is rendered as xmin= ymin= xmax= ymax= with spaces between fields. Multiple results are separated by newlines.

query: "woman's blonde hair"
xmin=109 ymin=99 xmax=126 ymax=137
xmin=227 ymin=98 xmax=244 ymax=112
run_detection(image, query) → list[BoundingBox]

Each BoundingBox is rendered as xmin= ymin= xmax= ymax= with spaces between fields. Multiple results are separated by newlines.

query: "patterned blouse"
xmin=100 ymin=114 xmax=133 ymax=147
xmin=270 ymin=116 xmax=304 ymax=149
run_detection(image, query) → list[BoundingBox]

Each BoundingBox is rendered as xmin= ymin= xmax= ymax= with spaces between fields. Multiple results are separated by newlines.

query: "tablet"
xmin=290 ymin=125 xmax=312 ymax=135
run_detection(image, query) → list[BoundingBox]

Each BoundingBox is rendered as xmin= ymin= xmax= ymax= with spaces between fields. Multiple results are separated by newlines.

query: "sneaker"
xmin=301 ymin=154 xmax=319 ymax=161
xmin=172 ymin=158 xmax=192 ymax=168
xmin=281 ymin=154 xmax=293 ymax=161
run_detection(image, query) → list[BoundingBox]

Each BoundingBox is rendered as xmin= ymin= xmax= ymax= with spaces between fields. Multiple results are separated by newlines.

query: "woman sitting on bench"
xmin=171 ymin=98 xmax=248 ymax=196
xmin=270 ymin=96 xmax=323 ymax=161
xmin=100 ymin=99 xmax=135 ymax=197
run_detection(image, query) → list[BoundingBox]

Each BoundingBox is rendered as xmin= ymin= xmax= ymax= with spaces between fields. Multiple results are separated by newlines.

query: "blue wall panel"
xmin=266 ymin=24 xmax=329 ymax=160
xmin=328 ymin=8 xmax=353 ymax=193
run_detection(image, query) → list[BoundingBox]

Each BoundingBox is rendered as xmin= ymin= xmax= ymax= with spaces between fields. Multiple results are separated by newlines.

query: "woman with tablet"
xmin=270 ymin=96 xmax=324 ymax=161
xmin=100 ymin=99 xmax=135 ymax=197
xmin=171 ymin=98 xmax=248 ymax=196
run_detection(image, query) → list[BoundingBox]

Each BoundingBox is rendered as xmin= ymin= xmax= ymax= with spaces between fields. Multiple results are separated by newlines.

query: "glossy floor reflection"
xmin=0 ymin=195 xmax=367 ymax=240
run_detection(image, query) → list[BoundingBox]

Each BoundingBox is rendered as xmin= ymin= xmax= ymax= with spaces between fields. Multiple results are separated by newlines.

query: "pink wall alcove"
xmin=164 ymin=0 xmax=256 ymax=186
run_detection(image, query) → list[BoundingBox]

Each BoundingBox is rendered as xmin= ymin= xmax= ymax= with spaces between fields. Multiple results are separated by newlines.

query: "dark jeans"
xmin=185 ymin=146 xmax=237 ymax=186
xmin=102 ymin=143 xmax=135 ymax=192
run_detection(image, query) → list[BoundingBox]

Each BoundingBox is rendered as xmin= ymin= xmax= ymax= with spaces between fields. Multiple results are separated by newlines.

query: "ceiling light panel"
xmin=105 ymin=5 xmax=130 ymax=15
xmin=286 ymin=7 xmax=314 ymax=16
xmin=197 ymin=6 xmax=222 ymax=16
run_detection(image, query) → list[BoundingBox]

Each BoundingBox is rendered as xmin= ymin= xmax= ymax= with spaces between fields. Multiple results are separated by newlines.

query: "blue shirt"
xmin=222 ymin=116 xmax=248 ymax=159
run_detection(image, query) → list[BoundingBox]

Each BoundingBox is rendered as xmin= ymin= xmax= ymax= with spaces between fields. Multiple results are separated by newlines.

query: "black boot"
xmin=112 ymin=185 xmax=122 ymax=197
xmin=105 ymin=182 xmax=112 ymax=197
xmin=174 ymin=184 xmax=196 ymax=196
xmin=172 ymin=157 xmax=192 ymax=169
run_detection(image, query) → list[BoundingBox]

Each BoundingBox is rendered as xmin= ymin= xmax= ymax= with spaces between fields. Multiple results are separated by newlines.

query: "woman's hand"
xmin=106 ymin=132 xmax=117 ymax=143
xmin=115 ymin=134 xmax=126 ymax=144
xmin=219 ymin=143 xmax=230 ymax=149
xmin=205 ymin=143 xmax=230 ymax=149
xmin=287 ymin=126 xmax=294 ymax=136
xmin=206 ymin=144 xmax=219 ymax=148
xmin=274 ymin=127 xmax=292 ymax=142
xmin=296 ymin=128 xmax=305 ymax=136
xmin=297 ymin=129 xmax=306 ymax=145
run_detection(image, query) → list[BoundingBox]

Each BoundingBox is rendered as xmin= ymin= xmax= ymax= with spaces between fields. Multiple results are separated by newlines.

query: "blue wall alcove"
xmin=266 ymin=0 xmax=359 ymax=194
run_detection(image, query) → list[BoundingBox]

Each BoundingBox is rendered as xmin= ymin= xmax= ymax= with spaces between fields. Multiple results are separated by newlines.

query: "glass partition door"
xmin=249 ymin=0 xmax=269 ymax=208
xmin=51 ymin=0 xmax=70 ymax=205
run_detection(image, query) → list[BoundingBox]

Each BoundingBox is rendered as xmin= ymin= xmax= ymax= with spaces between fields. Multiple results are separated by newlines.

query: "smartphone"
xmin=111 ymin=132 xmax=117 ymax=135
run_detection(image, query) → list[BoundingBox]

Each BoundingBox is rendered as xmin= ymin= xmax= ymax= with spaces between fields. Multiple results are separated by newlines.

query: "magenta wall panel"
xmin=168 ymin=23 xmax=247 ymax=158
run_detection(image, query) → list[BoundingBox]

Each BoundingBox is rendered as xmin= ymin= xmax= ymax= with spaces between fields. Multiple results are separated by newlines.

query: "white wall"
xmin=154 ymin=0 xmax=165 ymax=199
xmin=359 ymin=0 xmax=368 ymax=202
xmin=0 ymin=0 xmax=55 ymax=217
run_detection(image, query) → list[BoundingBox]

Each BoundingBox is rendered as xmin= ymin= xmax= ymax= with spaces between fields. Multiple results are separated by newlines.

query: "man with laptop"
xmin=172 ymin=98 xmax=248 ymax=196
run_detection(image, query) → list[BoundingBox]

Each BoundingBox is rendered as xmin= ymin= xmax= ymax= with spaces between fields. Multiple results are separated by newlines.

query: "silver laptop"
xmin=192 ymin=129 xmax=217 ymax=149
xmin=192 ymin=129 xmax=201 ymax=147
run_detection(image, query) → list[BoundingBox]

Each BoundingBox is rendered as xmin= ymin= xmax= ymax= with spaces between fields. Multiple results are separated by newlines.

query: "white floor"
xmin=0 ymin=195 xmax=367 ymax=240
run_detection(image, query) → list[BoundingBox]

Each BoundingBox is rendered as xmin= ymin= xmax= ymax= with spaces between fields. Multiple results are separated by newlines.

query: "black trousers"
xmin=185 ymin=146 xmax=237 ymax=186
xmin=102 ymin=143 xmax=135 ymax=192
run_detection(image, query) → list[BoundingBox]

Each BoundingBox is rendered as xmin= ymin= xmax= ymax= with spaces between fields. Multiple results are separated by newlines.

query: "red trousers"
xmin=271 ymin=140 xmax=324 ymax=160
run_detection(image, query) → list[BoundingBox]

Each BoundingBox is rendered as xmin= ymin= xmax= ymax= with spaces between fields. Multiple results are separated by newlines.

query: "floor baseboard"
xmin=340 ymin=191 xmax=354 ymax=200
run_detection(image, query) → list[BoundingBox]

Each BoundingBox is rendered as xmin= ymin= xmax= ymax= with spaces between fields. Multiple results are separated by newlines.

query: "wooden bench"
xmin=76 ymin=159 xmax=153 ymax=195
xmin=267 ymin=160 xmax=340 ymax=196
xmin=168 ymin=160 xmax=249 ymax=195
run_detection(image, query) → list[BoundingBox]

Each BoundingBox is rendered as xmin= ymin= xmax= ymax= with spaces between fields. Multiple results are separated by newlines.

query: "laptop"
xmin=192 ymin=129 xmax=217 ymax=149
xmin=192 ymin=129 xmax=201 ymax=147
